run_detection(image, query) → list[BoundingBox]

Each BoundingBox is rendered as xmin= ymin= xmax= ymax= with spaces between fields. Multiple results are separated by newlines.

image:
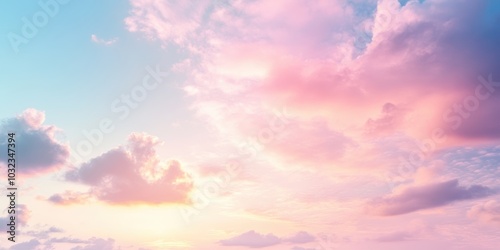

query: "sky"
xmin=0 ymin=0 xmax=500 ymax=249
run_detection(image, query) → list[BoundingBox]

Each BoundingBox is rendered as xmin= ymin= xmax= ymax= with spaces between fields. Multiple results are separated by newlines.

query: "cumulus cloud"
xmin=219 ymin=230 xmax=315 ymax=248
xmin=56 ymin=132 xmax=192 ymax=205
xmin=0 ymin=109 xmax=69 ymax=175
xmin=468 ymin=200 xmax=500 ymax=226
xmin=367 ymin=179 xmax=495 ymax=216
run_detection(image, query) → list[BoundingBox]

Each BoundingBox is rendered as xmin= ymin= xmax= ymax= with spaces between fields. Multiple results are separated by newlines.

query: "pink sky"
xmin=1 ymin=0 xmax=500 ymax=249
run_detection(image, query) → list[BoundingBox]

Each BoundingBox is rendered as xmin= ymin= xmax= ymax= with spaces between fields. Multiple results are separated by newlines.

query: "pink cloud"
xmin=468 ymin=200 xmax=500 ymax=227
xmin=123 ymin=2 xmax=500 ymax=239
xmin=373 ymin=231 xmax=413 ymax=242
xmin=125 ymin=0 xmax=500 ymax=155
xmin=47 ymin=191 xmax=91 ymax=205
xmin=291 ymin=247 xmax=316 ymax=250
xmin=287 ymin=231 xmax=315 ymax=244
xmin=0 ymin=109 xmax=69 ymax=176
xmin=60 ymin=132 xmax=192 ymax=205
xmin=25 ymin=226 xmax=64 ymax=239
xmin=219 ymin=230 xmax=315 ymax=248
xmin=20 ymin=108 xmax=45 ymax=128
xmin=219 ymin=230 xmax=281 ymax=248
xmin=365 ymin=103 xmax=407 ymax=136
xmin=13 ymin=236 xmax=120 ymax=250
xmin=247 ymin=118 xmax=354 ymax=168
xmin=70 ymin=237 xmax=116 ymax=250
xmin=367 ymin=179 xmax=495 ymax=216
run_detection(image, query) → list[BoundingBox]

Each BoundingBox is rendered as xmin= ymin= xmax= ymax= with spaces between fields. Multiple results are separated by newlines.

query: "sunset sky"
xmin=1 ymin=0 xmax=500 ymax=249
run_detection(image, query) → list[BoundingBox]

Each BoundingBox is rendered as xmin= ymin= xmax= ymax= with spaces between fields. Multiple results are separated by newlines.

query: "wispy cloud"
xmin=219 ymin=230 xmax=315 ymax=248
xmin=367 ymin=179 xmax=495 ymax=216
xmin=90 ymin=34 xmax=118 ymax=45
xmin=468 ymin=200 xmax=500 ymax=227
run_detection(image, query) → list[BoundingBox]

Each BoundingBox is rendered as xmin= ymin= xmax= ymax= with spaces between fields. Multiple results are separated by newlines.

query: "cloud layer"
xmin=123 ymin=0 xmax=500 ymax=186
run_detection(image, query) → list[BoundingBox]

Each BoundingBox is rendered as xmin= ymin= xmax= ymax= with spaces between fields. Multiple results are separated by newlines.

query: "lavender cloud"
xmin=367 ymin=179 xmax=495 ymax=216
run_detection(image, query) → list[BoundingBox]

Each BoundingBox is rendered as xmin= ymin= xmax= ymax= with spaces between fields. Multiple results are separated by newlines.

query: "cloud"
xmin=0 ymin=109 xmax=70 ymax=175
xmin=365 ymin=103 xmax=407 ymax=136
xmin=70 ymin=238 xmax=115 ymax=250
xmin=125 ymin=0 xmax=210 ymax=46
xmin=0 ymin=204 xmax=30 ymax=231
xmin=219 ymin=230 xmax=315 ymax=248
xmin=25 ymin=226 xmax=64 ymax=239
xmin=46 ymin=237 xmax=89 ymax=244
xmin=468 ymin=200 xmax=500 ymax=226
xmin=220 ymin=230 xmax=281 ymax=248
xmin=47 ymin=191 xmax=91 ymax=205
xmin=9 ymin=239 xmax=41 ymax=250
xmin=291 ymin=247 xmax=316 ymax=250
xmin=265 ymin=120 xmax=354 ymax=167
xmin=123 ymin=1 xmax=500 ymax=242
xmin=59 ymin=132 xmax=192 ymax=205
xmin=90 ymin=34 xmax=118 ymax=45
xmin=286 ymin=231 xmax=315 ymax=244
xmin=22 ymin=237 xmax=117 ymax=250
xmin=367 ymin=179 xmax=495 ymax=216
xmin=373 ymin=231 xmax=413 ymax=242
xmin=371 ymin=219 xmax=432 ymax=242
xmin=124 ymin=0 xmax=500 ymax=154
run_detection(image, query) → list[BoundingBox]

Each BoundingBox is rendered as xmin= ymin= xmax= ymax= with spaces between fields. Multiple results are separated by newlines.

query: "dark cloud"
xmin=367 ymin=179 xmax=495 ymax=216
xmin=0 ymin=109 xmax=69 ymax=175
